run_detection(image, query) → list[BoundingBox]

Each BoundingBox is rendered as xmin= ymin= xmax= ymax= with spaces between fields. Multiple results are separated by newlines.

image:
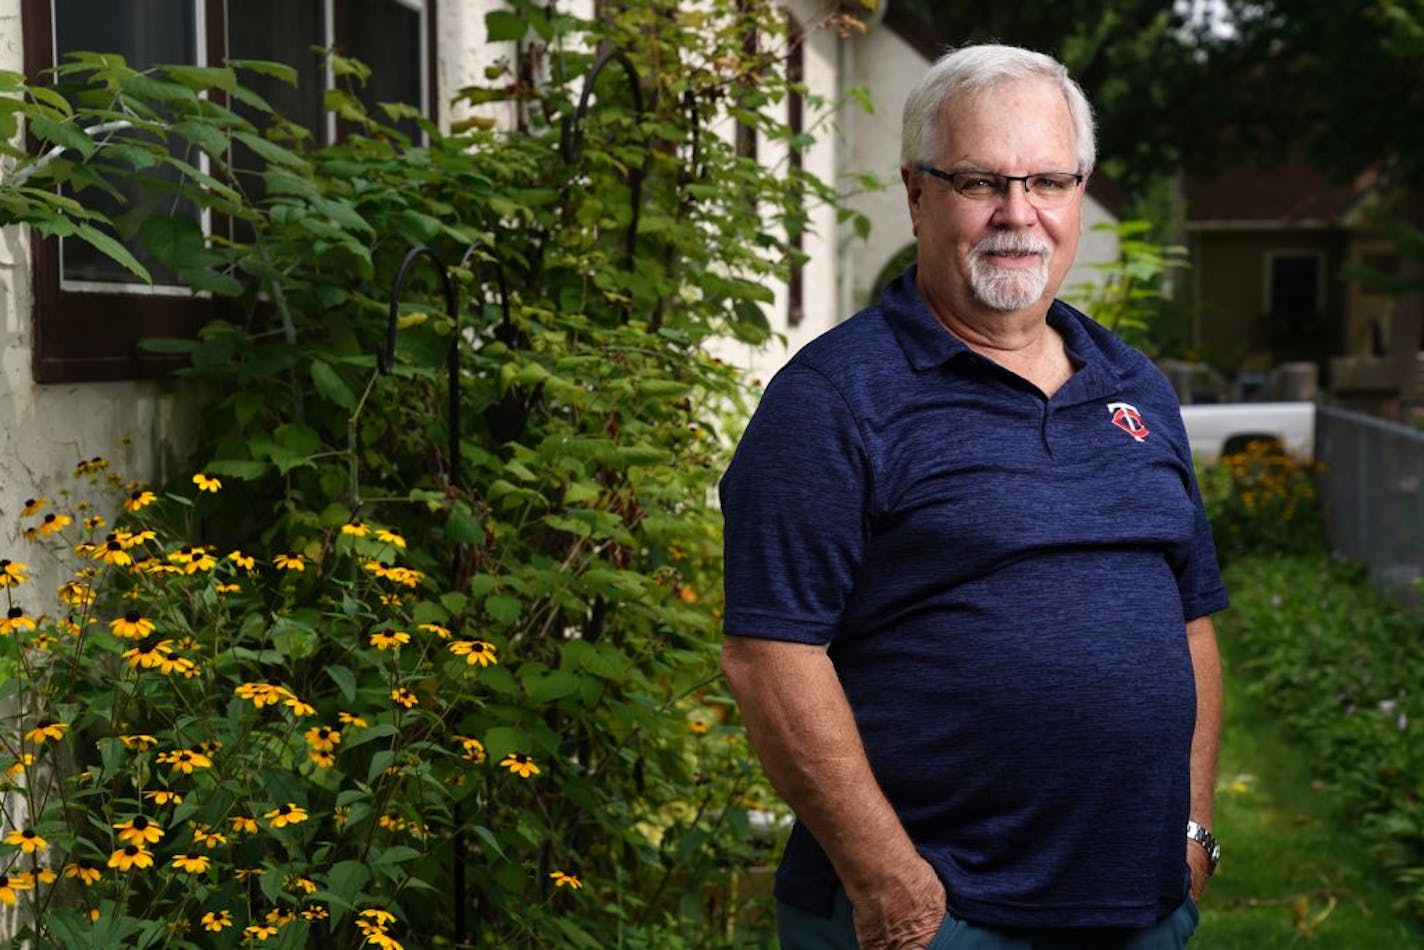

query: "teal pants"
xmin=778 ymin=888 xmax=1199 ymax=950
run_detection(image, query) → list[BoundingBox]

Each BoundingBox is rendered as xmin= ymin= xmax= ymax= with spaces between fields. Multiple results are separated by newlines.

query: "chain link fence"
xmin=1317 ymin=405 xmax=1424 ymax=602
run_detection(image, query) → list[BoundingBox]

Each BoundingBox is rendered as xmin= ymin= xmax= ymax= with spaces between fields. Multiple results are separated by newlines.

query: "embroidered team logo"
xmin=1107 ymin=402 xmax=1150 ymax=442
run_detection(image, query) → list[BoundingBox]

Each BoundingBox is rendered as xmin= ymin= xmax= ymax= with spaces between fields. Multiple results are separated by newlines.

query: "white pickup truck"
xmin=1178 ymin=401 xmax=1316 ymax=461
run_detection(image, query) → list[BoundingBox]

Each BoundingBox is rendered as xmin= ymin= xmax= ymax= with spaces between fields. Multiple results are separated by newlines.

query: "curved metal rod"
xmin=456 ymin=242 xmax=513 ymax=347
xmin=560 ymin=46 xmax=648 ymax=268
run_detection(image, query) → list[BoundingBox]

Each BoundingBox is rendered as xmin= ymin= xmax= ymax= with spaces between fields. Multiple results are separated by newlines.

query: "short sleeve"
xmin=719 ymin=364 xmax=873 ymax=644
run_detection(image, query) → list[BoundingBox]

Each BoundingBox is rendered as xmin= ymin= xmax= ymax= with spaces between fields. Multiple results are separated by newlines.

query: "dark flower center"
xmin=131 ymin=817 xmax=149 ymax=830
xmin=125 ymin=610 xmax=140 ymax=623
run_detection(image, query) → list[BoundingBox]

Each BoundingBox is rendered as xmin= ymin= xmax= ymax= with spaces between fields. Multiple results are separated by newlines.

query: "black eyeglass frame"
xmin=915 ymin=165 xmax=1084 ymax=202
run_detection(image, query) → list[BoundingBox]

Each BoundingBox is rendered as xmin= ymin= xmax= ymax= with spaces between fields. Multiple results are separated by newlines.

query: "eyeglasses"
xmin=916 ymin=165 xmax=1084 ymax=207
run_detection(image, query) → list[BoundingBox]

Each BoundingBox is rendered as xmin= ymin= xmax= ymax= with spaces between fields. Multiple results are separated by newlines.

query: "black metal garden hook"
xmin=381 ymin=243 xmax=511 ymax=490
xmin=560 ymin=46 xmax=648 ymax=268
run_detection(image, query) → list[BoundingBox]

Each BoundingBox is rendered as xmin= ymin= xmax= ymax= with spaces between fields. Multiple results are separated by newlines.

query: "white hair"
xmin=901 ymin=44 xmax=1096 ymax=174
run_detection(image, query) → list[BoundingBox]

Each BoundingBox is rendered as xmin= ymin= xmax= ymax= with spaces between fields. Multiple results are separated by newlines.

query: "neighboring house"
xmin=1181 ymin=159 xmax=1422 ymax=412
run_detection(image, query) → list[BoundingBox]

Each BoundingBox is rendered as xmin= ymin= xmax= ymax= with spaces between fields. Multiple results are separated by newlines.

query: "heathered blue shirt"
xmin=720 ymin=270 xmax=1228 ymax=929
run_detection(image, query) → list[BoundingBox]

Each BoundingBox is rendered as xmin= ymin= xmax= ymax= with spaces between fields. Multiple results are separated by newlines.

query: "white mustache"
xmin=971 ymin=236 xmax=1051 ymax=258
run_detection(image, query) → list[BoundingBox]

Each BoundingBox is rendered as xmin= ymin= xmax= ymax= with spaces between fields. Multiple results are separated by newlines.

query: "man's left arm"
xmin=1185 ymin=614 xmax=1222 ymax=899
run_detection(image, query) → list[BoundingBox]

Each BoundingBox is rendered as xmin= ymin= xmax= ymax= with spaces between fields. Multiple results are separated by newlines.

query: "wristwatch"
xmin=1186 ymin=820 xmax=1221 ymax=876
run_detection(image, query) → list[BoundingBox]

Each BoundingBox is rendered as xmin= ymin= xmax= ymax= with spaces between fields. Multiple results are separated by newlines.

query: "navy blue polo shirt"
xmin=720 ymin=270 xmax=1228 ymax=929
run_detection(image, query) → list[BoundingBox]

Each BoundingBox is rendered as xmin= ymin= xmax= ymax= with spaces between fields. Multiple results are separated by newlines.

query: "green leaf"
xmin=233 ymin=130 xmax=307 ymax=169
xmin=311 ymin=359 xmax=359 ymax=411
xmin=138 ymin=214 xmax=205 ymax=272
xmin=203 ymin=459 xmax=270 ymax=479
xmin=72 ymin=224 xmax=150 ymax=283
xmin=482 ymin=725 xmax=531 ymax=761
xmin=525 ymin=668 xmax=580 ymax=704
xmin=271 ymin=616 xmax=318 ymax=659
xmin=326 ymin=664 xmax=357 ymax=703
xmin=485 ymin=10 xmax=528 ymax=42
xmin=228 ymin=58 xmax=300 ymax=86
xmin=29 ymin=115 xmax=95 ymax=156
xmin=445 ymin=504 xmax=482 ymax=544
xmin=161 ymin=64 xmax=237 ymax=93
xmin=322 ymin=860 xmax=372 ymax=923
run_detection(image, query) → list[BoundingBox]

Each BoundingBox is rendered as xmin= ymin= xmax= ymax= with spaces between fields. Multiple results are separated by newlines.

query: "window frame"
xmin=21 ymin=0 xmax=438 ymax=383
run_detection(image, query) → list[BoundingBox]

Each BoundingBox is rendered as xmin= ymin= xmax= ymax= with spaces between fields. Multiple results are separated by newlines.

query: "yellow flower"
xmin=63 ymin=860 xmax=101 ymax=886
xmin=229 ymin=815 xmax=259 ymax=835
xmin=157 ymin=748 xmax=213 ymax=774
xmin=5 ymin=828 xmax=47 ymax=853
xmin=122 ymin=637 xmax=175 ymax=670
xmin=389 ymin=687 xmax=418 ymax=709
xmin=172 ymin=852 xmax=210 ymax=874
xmin=191 ymin=825 xmax=227 ymax=849
xmin=114 ymin=815 xmax=164 ymax=845
xmin=235 ymin=681 xmax=292 ymax=708
xmin=375 ymin=529 xmax=406 ymax=549
xmin=285 ymin=875 xmax=318 ymax=895
xmin=500 ymin=753 xmax=540 ymax=778
xmin=357 ymin=908 xmax=397 ymax=928
xmin=418 ymin=623 xmax=451 ymax=639
xmin=338 ymin=711 xmax=369 ymax=728
xmin=120 ymin=528 xmax=157 ymax=547
xmin=242 ymin=924 xmax=279 ymax=942
xmin=36 ymin=513 xmax=72 ymax=536
xmin=83 ymin=515 xmax=106 ymax=530
xmin=7 ymin=754 xmax=35 ymax=777
xmin=304 ymin=726 xmax=341 ymax=751
xmin=264 ymin=803 xmax=309 ymax=828
xmin=109 ymin=611 xmax=155 ymax=640
xmin=228 ymin=550 xmax=255 ymax=570
xmin=448 ymin=638 xmax=498 ymax=667
xmin=93 ymin=537 xmax=132 ymax=567
xmin=369 ymin=630 xmax=410 ymax=651
xmin=168 ymin=545 xmax=217 ymax=573
xmin=143 ymin=789 xmax=183 ymax=805
xmin=0 ymin=559 xmax=28 ymax=587
xmin=120 ymin=734 xmax=159 ymax=750
xmin=0 ymin=608 xmax=37 ymax=635
xmin=234 ymin=866 xmax=265 ymax=880
xmin=0 ymin=874 xmax=32 ymax=905
xmin=192 ymin=473 xmax=222 ymax=493
xmin=215 ymin=582 xmax=242 ymax=594
xmin=455 ymin=736 xmax=487 ymax=763
xmin=124 ymin=489 xmax=157 ymax=512
xmin=107 ymin=844 xmax=154 ymax=871
xmin=27 ymin=867 xmax=57 ymax=885
xmin=73 ymin=456 xmax=109 ymax=477
xmin=201 ymin=910 xmax=233 ymax=932
xmin=21 ymin=498 xmax=47 ymax=517
xmin=266 ymin=906 xmax=295 ymax=926
xmin=284 ymin=696 xmax=316 ymax=716
xmin=378 ymin=813 xmax=405 ymax=832
xmin=273 ymin=554 xmax=305 ymax=572
xmin=341 ymin=522 xmax=369 ymax=537
xmin=301 ymin=904 xmax=329 ymax=921
xmin=58 ymin=581 xmax=95 ymax=607
xmin=549 ymin=869 xmax=583 ymax=889
xmin=689 ymin=717 xmax=710 ymax=735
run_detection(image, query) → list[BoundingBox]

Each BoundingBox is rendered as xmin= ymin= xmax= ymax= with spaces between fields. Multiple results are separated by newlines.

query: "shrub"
xmin=1199 ymin=441 xmax=1326 ymax=562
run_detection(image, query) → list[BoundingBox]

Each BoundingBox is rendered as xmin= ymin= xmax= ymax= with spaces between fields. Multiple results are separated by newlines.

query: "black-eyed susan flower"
xmin=338 ymin=711 xmax=369 ymax=728
xmin=369 ymin=630 xmax=410 ymax=651
xmin=389 ymin=688 xmax=418 ymax=709
xmin=122 ymin=637 xmax=175 ymax=670
xmin=242 ymin=924 xmax=279 ymax=942
xmin=36 ymin=513 xmax=72 ymax=536
xmin=0 ymin=559 xmax=28 ymax=587
xmin=119 ymin=734 xmax=158 ymax=750
xmin=107 ymin=844 xmax=154 ymax=871
xmin=6 ymin=754 xmax=35 ymax=777
xmin=357 ymin=908 xmax=397 ymax=929
xmin=20 ymin=498 xmax=46 ymax=517
xmin=109 ymin=611 xmax=155 ymax=640
xmin=500 ymin=753 xmax=540 ymax=778
xmin=689 ymin=717 xmax=710 ymax=735
xmin=387 ymin=566 xmax=423 ymax=588
xmin=285 ymin=875 xmax=318 ymax=895
xmin=93 ymin=537 xmax=132 ymax=567
xmin=379 ymin=592 xmax=403 ymax=607
xmin=83 ymin=515 xmax=106 ymax=531
xmin=28 ymin=867 xmax=58 ymax=885
xmin=201 ymin=910 xmax=233 ymax=932
xmin=24 ymin=721 xmax=68 ymax=747
xmin=264 ymin=803 xmax=309 ymax=828
xmin=5 ymin=828 xmax=47 ymax=853
xmin=340 ymin=522 xmax=369 ymax=537
xmin=124 ymin=490 xmax=157 ymax=512
xmin=114 ymin=815 xmax=164 ymax=845
xmin=300 ymin=905 xmax=329 ymax=921
xmin=455 ymin=736 xmax=487 ymax=764
xmin=74 ymin=456 xmax=109 ymax=476
xmin=234 ymin=866 xmax=265 ymax=880
xmin=229 ymin=815 xmax=259 ymax=835
xmin=192 ymin=473 xmax=221 ymax=493
xmin=378 ymin=813 xmax=405 ymax=832
xmin=168 ymin=546 xmax=216 ymax=573
xmin=0 ymin=607 xmax=36 ymax=635
xmin=63 ymin=860 xmax=101 ymax=886
xmin=273 ymin=554 xmax=305 ymax=572
xmin=191 ymin=825 xmax=227 ymax=849
xmin=157 ymin=748 xmax=212 ymax=774
xmin=235 ymin=681 xmax=291 ymax=708
xmin=119 ymin=528 xmax=157 ymax=547
xmin=304 ymin=726 xmax=341 ymax=751
xmin=214 ymin=582 xmax=241 ymax=594
xmin=227 ymin=550 xmax=255 ymax=570
xmin=448 ymin=638 xmax=498 ymax=667
xmin=58 ymin=581 xmax=94 ymax=608
xmin=284 ymin=696 xmax=316 ymax=716
xmin=375 ymin=529 xmax=406 ymax=549
xmin=172 ymin=852 xmax=210 ymax=874
xmin=549 ymin=870 xmax=583 ymax=889
xmin=0 ymin=873 xmax=32 ymax=905
xmin=143 ymin=789 xmax=183 ymax=806
xmin=265 ymin=906 xmax=295 ymax=926
xmin=418 ymin=622 xmax=451 ymax=639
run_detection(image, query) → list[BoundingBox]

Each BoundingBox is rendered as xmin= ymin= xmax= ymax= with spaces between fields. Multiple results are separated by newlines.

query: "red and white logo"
xmin=1107 ymin=402 xmax=1150 ymax=442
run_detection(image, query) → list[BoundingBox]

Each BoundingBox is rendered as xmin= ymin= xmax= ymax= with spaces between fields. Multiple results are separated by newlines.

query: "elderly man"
xmin=719 ymin=45 xmax=1226 ymax=950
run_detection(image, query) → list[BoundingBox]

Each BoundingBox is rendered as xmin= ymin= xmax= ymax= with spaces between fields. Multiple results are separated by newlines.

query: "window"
xmin=21 ymin=0 xmax=435 ymax=382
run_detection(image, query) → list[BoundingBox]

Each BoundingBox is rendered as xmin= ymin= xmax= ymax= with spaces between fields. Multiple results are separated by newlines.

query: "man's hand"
xmin=850 ymin=858 xmax=947 ymax=950
xmin=1185 ymin=841 xmax=1210 ymax=901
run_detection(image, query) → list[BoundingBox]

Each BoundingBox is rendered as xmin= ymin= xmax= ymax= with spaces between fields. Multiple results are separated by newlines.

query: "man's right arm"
xmin=720 ymin=635 xmax=945 ymax=950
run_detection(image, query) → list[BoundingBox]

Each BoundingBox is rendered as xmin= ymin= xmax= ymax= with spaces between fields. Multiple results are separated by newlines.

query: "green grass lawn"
xmin=1195 ymin=624 xmax=1424 ymax=947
